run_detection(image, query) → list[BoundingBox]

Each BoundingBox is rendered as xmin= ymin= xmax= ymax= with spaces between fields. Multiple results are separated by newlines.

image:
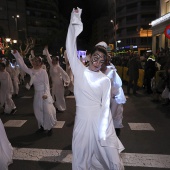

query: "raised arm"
xmin=11 ymin=50 xmax=32 ymax=75
xmin=66 ymin=8 xmax=85 ymax=77
xmin=43 ymin=47 xmax=53 ymax=67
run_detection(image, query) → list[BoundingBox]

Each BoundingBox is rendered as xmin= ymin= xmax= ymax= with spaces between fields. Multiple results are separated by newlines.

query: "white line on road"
xmin=128 ymin=123 xmax=155 ymax=131
xmin=13 ymin=148 xmax=170 ymax=168
xmin=4 ymin=120 xmax=27 ymax=127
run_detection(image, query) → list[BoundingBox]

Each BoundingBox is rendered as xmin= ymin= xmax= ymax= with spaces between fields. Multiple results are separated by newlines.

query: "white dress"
xmin=6 ymin=65 xmax=19 ymax=95
xmin=104 ymin=65 xmax=126 ymax=128
xmin=0 ymin=119 xmax=13 ymax=170
xmin=0 ymin=70 xmax=16 ymax=114
xmin=46 ymin=54 xmax=70 ymax=111
xmin=12 ymin=52 xmax=57 ymax=130
xmin=64 ymin=51 xmax=74 ymax=93
xmin=66 ymin=8 xmax=124 ymax=170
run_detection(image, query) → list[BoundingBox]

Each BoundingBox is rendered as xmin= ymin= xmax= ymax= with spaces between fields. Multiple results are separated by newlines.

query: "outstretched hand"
xmin=43 ymin=46 xmax=49 ymax=56
xmin=11 ymin=49 xmax=17 ymax=54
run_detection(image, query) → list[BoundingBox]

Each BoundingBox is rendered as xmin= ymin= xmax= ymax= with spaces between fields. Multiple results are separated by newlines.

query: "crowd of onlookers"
xmin=110 ymin=47 xmax=170 ymax=105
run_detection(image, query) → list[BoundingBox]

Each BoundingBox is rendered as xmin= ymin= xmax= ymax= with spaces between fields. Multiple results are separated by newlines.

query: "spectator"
xmin=127 ymin=55 xmax=141 ymax=95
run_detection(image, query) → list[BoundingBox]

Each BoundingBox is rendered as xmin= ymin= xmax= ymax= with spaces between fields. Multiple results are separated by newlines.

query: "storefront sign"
xmin=164 ymin=25 xmax=170 ymax=39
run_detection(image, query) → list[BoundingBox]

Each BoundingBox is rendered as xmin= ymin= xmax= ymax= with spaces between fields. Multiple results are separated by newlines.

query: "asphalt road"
xmin=1 ymin=83 xmax=170 ymax=170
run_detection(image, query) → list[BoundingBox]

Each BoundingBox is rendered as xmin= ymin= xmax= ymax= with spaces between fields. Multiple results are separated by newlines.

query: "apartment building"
xmin=151 ymin=0 xmax=170 ymax=54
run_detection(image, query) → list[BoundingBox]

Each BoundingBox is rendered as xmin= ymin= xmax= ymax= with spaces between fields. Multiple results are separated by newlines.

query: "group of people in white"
xmin=0 ymin=8 xmax=127 ymax=170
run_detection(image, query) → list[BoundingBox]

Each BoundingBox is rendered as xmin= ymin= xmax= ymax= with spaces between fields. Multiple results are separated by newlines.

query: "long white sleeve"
xmin=12 ymin=51 xmax=32 ymax=75
xmin=46 ymin=54 xmax=53 ymax=67
xmin=66 ymin=8 xmax=85 ymax=78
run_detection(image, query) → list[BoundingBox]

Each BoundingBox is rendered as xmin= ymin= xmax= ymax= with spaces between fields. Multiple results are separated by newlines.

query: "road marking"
xmin=66 ymin=96 xmax=75 ymax=99
xmin=4 ymin=120 xmax=27 ymax=127
xmin=13 ymin=148 xmax=170 ymax=168
xmin=53 ymin=121 xmax=65 ymax=128
xmin=21 ymin=96 xmax=33 ymax=98
xmin=13 ymin=148 xmax=72 ymax=162
xmin=125 ymin=96 xmax=129 ymax=99
xmin=128 ymin=123 xmax=155 ymax=131
xmin=121 ymin=153 xmax=170 ymax=168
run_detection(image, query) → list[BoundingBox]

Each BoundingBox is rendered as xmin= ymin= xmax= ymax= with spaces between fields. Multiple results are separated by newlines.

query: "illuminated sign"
xmin=164 ymin=25 xmax=170 ymax=39
xmin=151 ymin=13 xmax=170 ymax=27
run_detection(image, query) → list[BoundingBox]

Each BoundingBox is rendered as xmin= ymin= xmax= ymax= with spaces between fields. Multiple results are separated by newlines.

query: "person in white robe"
xmin=43 ymin=47 xmax=70 ymax=112
xmin=0 ymin=63 xmax=17 ymax=114
xmin=19 ymin=68 xmax=26 ymax=85
xmin=0 ymin=119 xmax=13 ymax=170
xmin=66 ymin=8 xmax=124 ymax=170
xmin=11 ymin=51 xmax=57 ymax=135
xmin=64 ymin=51 xmax=74 ymax=95
xmin=98 ymin=42 xmax=126 ymax=137
xmin=6 ymin=61 xmax=19 ymax=96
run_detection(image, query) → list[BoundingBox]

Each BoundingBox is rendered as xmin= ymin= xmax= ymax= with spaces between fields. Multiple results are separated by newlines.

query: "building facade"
xmin=90 ymin=16 xmax=111 ymax=46
xmin=108 ymin=0 xmax=160 ymax=55
xmin=151 ymin=0 xmax=170 ymax=54
xmin=0 ymin=0 xmax=26 ymax=41
xmin=0 ymin=0 xmax=68 ymax=51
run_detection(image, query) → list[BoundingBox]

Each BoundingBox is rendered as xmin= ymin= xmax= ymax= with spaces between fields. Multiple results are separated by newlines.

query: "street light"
xmin=116 ymin=40 xmax=121 ymax=51
xmin=13 ymin=40 xmax=17 ymax=43
xmin=5 ymin=38 xmax=11 ymax=42
xmin=12 ymin=15 xmax=20 ymax=39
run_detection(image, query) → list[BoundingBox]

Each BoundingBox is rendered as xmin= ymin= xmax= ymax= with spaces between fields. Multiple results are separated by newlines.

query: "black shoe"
xmin=35 ymin=126 xmax=45 ymax=134
xmin=115 ymin=128 xmax=121 ymax=138
xmin=10 ymin=108 xmax=17 ymax=115
xmin=47 ymin=129 xmax=53 ymax=136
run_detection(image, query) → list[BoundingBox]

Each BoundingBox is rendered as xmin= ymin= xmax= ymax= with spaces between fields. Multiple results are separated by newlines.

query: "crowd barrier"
xmin=115 ymin=66 xmax=164 ymax=88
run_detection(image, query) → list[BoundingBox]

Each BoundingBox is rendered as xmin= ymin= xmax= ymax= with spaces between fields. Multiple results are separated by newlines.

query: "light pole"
xmin=12 ymin=15 xmax=20 ymax=39
xmin=110 ymin=0 xmax=117 ymax=54
xmin=116 ymin=40 xmax=121 ymax=51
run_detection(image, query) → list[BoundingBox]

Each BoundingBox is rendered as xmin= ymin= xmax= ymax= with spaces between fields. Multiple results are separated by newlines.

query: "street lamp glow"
xmin=16 ymin=15 xmax=20 ymax=18
xmin=110 ymin=20 xmax=114 ymax=23
xmin=117 ymin=40 xmax=121 ymax=43
xmin=13 ymin=40 xmax=17 ymax=43
xmin=6 ymin=38 xmax=11 ymax=42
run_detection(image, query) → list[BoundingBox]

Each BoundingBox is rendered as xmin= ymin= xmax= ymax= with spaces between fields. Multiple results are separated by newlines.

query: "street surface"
xmin=1 ymin=82 xmax=170 ymax=170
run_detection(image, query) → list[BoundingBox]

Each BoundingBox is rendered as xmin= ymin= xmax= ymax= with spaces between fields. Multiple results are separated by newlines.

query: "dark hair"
xmin=32 ymin=56 xmax=43 ymax=63
xmin=0 ymin=63 xmax=6 ymax=68
xmin=52 ymin=56 xmax=59 ymax=62
xmin=91 ymin=46 xmax=107 ymax=61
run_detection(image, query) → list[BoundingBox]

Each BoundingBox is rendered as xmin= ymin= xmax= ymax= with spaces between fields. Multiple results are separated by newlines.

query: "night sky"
xmin=58 ymin=0 xmax=108 ymax=46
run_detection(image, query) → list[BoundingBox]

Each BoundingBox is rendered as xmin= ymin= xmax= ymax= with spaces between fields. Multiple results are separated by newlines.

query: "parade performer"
xmin=64 ymin=50 xmax=74 ymax=95
xmin=98 ymin=42 xmax=126 ymax=137
xmin=0 ymin=63 xmax=17 ymax=114
xmin=11 ymin=50 xmax=57 ymax=135
xmin=6 ymin=60 xmax=19 ymax=97
xmin=66 ymin=8 xmax=124 ymax=169
xmin=0 ymin=119 xmax=13 ymax=170
xmin=43 ymin=47 xmax=70 ymax=112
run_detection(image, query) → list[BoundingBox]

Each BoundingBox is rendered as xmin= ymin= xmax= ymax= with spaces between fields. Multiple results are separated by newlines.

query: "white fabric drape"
xmin=66 ymin=8 xmax=124 ymax=170
xmin=12 ymin=52 xmax=57 ymax=130
xmin=104 ymin=65 xmax=126 ymax=128
xmin=0 ymin=119 xmax=13 ymax=170
xmin=46 ymin=54 xmax=70 ymax=111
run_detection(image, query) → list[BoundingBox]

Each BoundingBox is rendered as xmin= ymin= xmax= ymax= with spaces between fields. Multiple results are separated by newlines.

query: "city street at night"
xmin=1 ymin=83 xmax=170 ymax=170
xmin=0 ymin=0 xmax=170 ymax=170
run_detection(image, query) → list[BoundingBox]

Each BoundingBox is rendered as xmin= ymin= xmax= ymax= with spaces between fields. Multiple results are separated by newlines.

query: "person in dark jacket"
xmin=144 ymin=53 xmax=157 ymax=94
xmin=127 ymin=55 xmax=141 ymax=95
